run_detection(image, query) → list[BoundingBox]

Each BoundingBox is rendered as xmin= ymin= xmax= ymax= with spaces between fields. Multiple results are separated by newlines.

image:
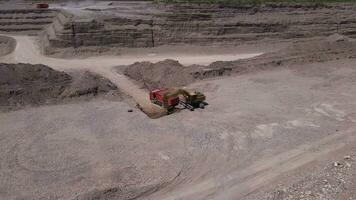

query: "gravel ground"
xmin=0 ymin=1 xmax=355 ymax=198
xmin=1 ymin=58 xmax=356 ymax=199
xmin=246 ymin=147 xmax=356 ymax=200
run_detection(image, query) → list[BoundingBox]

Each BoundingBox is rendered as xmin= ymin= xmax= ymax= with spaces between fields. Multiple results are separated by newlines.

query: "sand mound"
xmin=0 ymin=63 xmax=118 ymax=111
xmin=62 ymin=71 xmax=118 ymax=98
xmin=124 ymin=59 xmax=193 ymax=90
xmin=0 ymin=35 xmax=16 ymax=57
xmin=124 ymin=35 xmax=356 ymax=90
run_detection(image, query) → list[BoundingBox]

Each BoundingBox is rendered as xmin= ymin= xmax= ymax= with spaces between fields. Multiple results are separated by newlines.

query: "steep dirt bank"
xmin=41 ymin=2 xmax=356 ymax=56
xmin=0 ymin=35 xmax=15 ymax=56
xmin=205 ymin=34 xmax=356 ymax=75
xmin=124 ymin=35 xmax=356 ymax=90
xmin=0 ymin=63 xmax=121 ymax=111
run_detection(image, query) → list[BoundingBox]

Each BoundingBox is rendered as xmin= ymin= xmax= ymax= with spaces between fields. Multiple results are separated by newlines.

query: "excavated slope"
xmin=42 ymin=2 xmax=356 ymax=55
xmin=0 ymin=8 xmax=57 ymax=34
xmin=124 ymin=35 xmax=356 ymax=89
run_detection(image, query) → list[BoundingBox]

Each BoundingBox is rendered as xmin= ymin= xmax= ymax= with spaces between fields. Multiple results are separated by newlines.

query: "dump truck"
xmin=150 ymin=88 xmax=206 ymax=113
xmin=150 ymin=88 xmax=180 ymax=113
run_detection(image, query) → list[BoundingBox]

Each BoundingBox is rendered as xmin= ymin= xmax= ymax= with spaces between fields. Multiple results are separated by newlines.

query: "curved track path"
xmin=149 ymin=127 xmax=356 ymax=200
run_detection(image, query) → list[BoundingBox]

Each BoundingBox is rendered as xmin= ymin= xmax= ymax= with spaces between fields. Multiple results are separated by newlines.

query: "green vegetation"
xmin=156 ymin=0 xmax=356 ymax=5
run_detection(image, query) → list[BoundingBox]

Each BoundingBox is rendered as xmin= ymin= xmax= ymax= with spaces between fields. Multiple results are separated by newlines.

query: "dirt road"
xmin=0 ymin=35 xmax=260 ymax=112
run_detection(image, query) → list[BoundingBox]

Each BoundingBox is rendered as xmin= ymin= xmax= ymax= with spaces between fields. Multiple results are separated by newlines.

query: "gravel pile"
xmin=124 ymin=59 xmax=193 ymax=90
xmin=266 ymin=153 xmax=356 ymax=200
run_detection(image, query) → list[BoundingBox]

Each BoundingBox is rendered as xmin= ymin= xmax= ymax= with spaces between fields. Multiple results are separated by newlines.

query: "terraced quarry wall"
xmin=41 ymin=9 xmax=154 ymax=55
xmin=40 ymin=10 xmax=74 ymax=54
xmin=0 ymin=8 xmax=57 ymax=33
xmin=41 ymin=3 xmax=356 ymax=55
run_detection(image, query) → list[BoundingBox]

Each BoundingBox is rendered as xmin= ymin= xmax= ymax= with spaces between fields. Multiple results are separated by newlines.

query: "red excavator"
xmin=149 ymin=88 xmax=206 ymax=114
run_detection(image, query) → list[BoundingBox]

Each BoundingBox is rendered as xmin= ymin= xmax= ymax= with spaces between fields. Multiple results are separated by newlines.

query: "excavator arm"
xmin=163 ymin=88 xmax=206 ymax=110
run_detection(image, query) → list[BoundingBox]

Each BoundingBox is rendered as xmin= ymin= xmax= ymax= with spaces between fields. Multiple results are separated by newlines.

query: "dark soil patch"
xmin=0 ymin=63 xmax=120 ymax=111
xmin=0 ymin=35 xmax=16 ymax=56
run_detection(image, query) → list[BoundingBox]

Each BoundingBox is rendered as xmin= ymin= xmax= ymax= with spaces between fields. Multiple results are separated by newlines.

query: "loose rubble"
xmin=266 ymin=154 xmax=356 ymax=200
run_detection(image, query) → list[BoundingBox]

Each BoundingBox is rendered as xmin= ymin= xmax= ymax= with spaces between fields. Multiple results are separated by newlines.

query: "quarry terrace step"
xmin=0 ymin=26 xmax=45 ymax=32
xmin=0 ymin=9 xmax=56 ymax=14
xmin=38 ymin=3 xmax=356 ymax=56
xmin=0 ymin=20 xmax=53 ymax=26
xmin=0 ymin=8 xmax=57 ymax=33
xmin=0 ymin=15 xmax=55 ymax=20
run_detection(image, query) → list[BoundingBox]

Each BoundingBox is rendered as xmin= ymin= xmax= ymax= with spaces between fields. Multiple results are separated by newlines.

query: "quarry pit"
xmin=0 ymin=1 xmax=356 ymax=200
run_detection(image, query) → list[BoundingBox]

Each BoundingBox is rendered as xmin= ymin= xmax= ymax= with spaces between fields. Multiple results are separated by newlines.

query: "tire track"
xmin=149 ymin=128 xmax=356 ymax=200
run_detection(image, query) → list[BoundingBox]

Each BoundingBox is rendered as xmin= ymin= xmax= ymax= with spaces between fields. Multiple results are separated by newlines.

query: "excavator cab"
xmin=179 ymin=90 xmax=206 ymax=110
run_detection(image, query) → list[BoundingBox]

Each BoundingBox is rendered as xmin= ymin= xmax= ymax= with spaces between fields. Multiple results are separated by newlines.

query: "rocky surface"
xmin=265 ymin=153 xmax=356 ymax=200
xmin=41 ymin=2 xmax=356 ymax=55
xmin=0 ymin=63 xmax=120 ymax=111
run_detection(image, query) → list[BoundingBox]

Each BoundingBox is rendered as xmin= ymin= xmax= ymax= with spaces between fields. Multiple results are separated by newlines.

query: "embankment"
xmin=0 ymin=63 xmax=121 ymax=111
xmin=41 ymin=2 xmax=356 ymax=56
xmin=124 ymin=35 xmax=356 ymax=89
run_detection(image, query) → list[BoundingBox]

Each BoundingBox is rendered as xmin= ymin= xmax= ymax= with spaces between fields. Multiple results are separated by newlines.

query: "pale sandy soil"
xmin=1 ymin=36 xmax=356 ymax=198
xmin=1 ymin=1 xmax=356 ymax=200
